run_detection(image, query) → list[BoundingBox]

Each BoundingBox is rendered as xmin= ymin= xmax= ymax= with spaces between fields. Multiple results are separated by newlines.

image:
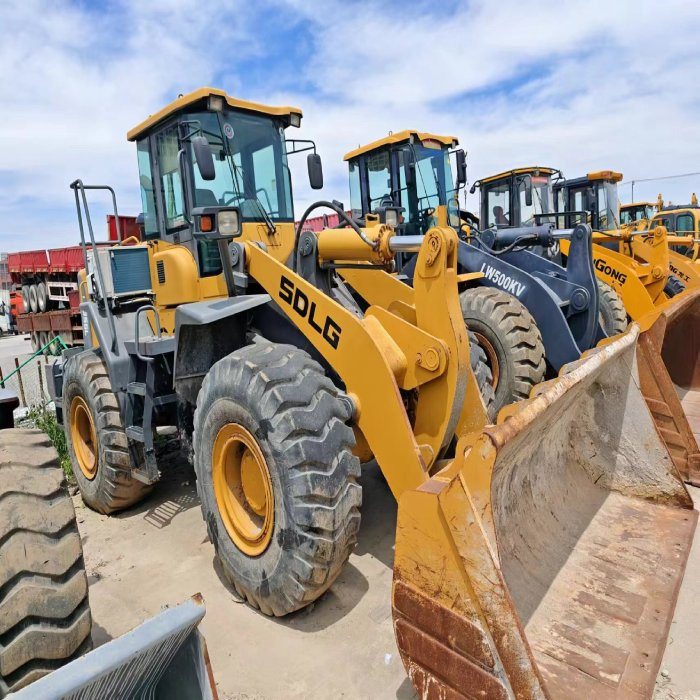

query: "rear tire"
xmin=596 ymin=279 xmax=628 ymax=335
xmin=63 ymin=350 xmax=152 ymax=514
xmin=664 ymin=274 xmax=686 ymax=298
xmin=0 ymin=429 xmax=92 ymax=695
xmin=460 ymin=287 xmax=546 ymax=412
xmin=193 ymin=340 xmax=361 ymax=617
xmin=30 ymin=332 xmax=40 ymax=354
xmin=28 ymin=285 xmax=38 ymax=314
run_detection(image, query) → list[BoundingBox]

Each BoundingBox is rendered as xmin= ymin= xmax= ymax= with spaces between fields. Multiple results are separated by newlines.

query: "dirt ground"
xmin=71 ymin=441 xmax=700 ymax=700
xmin=76 ymin=447 xmax=413 ymax=700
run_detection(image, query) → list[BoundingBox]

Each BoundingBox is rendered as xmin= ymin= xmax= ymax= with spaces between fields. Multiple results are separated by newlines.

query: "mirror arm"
xmin=286 ymin=138 xmax=317 ymax=156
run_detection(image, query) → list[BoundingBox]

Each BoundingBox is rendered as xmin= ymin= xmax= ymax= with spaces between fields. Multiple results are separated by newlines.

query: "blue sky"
xmin=1 ymin=0 xmax=699 ymax=250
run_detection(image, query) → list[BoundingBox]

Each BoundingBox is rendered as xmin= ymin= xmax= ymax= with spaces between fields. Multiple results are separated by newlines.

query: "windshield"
xmin=621 ymin=204 xmax=653 ymax=225
xmin=188 ymin=110 xmax=293 ymax=221
xmin=519 ymin=174 xmax=554 ymax=225
xmin=598 ymin=182 xmax=620 ymax=231
xmin=398 ymin=143 xmax=456 ymax=233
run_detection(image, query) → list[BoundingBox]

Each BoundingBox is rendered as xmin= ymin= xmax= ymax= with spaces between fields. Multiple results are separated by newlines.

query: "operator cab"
xmin=126 ymin=87 xmax=322 ymax=276
xmin=470 ymin=167 xmax=558 ymax=229
xmin=620 ymin=202 xmax=656 ymax=226
xmin=343 ymin=130 xmax=465 ymax=236
xmin=553 ymin=170 xmax=623 ymax=232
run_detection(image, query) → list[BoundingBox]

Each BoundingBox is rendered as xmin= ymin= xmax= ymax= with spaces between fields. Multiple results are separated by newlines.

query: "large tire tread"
xmin=460 ymin=287 xmax=546 ymax=410
xmin=193 ymin=341 xmax=361 ymax=617
xmin=468 ymin=330 xmax=496 ymax=421
xmin=63 ymin=351 xmax=151 ymax=514
xmin=0 ymin=429 xmax=91 ymax=696
xmin=596 ymin=279 xmax=628 ymax=335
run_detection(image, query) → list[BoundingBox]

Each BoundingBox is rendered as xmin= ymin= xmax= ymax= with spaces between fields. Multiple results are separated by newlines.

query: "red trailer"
xmin=107 ymin=214 xmax=141 ymax=242
xmin=297 ymin=212 xmax=342 ymax=231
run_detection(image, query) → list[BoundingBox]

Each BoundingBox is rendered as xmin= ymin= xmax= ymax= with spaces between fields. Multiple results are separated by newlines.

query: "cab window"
xmin=676 ymin=213 xmax=694 ymax=232
xmin=349 ymin=161 xmax=362 ymax=219
xmin=564 ymin=188 xmax=587 ymax=227
xmin=483 ymin=181 xmax=511 ymax=227
xmin=652 ymin=216 xmax=672 ymax=231
xmin=136 ymin=139 xmax=159 ymax=238
xmin=155 ymin=125 xmax=186 ymax=232
xmin=366 ymin=151 xmax=392 ymax=210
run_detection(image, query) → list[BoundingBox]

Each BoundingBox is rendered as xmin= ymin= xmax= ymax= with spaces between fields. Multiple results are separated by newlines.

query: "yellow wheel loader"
xmin=473 ymin=165 xmax=700 ymax=485
xmin=553 ymin=171 xmax=700 ymax=481
xmin=648 ymin=196 xmax=700 ymax=267
xmin=46 ymin=88 xmax=697 ymax=698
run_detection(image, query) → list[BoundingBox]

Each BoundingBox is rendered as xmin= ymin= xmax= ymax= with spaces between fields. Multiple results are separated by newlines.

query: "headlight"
xmin=289 ymin=112 xmax=302 ymax=127
xmin=384 ymin=208 xmax=400 ymax=228
xmin=218 ymin=210 xmax=241 ymax=237
xmin=208 ymin=95 xmax=225 ymax=112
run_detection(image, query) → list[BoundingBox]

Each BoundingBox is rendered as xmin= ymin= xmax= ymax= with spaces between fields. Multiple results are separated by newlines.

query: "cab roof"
xmin=477 ymin=167 xmax=557 ymax=185
xmin=127 ymin=87 xmax=303 ymax=142
xmin=586 ymin=170 xmax=623 ymax=183
xmin=343 ymin=130 xmax=457 ymax=161
xmin=622 ymin=202 xmax=655 ymax=208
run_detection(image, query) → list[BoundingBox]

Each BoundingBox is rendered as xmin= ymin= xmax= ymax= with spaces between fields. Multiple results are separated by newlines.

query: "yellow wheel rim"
xmin=474 ymin=331 xmax=500 ymax=389
xmin=70 ymin=396 xmax=98 ymax=480
xmin=212 ymin=423 xmax=274 ymax=556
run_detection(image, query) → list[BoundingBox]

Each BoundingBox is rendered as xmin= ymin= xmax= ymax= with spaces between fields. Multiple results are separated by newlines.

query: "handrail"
xmin=134 ymin=304 xmax=162 ymax=363
xmin=69 ymin=180 xmax=120 ymax=354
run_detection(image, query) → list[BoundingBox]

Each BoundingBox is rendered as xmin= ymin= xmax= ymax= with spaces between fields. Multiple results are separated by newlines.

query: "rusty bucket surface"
xmin=392 ymin=325 xmax=697 ymax=699
xmin=638 ymin=290 xmax=700 ymax=485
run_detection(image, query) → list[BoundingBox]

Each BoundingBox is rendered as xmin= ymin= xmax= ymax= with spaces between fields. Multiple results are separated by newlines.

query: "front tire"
xmin=460 ymin=287 xmax=546 ymax=412
xmin=63 ymin=350 xmax=152 ymax=514
xmin=193 ymin=340 xmax=361 ymax=617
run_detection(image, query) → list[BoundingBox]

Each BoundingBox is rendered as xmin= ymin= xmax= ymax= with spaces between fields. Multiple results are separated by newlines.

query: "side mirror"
xmin=307 ymin=153 xmax=323 ymax=190
xmin=192 ymin=135 xmax=215 ymax=181
xmin=524 ymin=177 xmax=533 ymax=207
xmin=455 ymin=149 xmax=467 ymax=186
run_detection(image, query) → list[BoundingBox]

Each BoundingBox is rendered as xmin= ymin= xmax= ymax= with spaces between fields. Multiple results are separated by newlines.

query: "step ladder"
xmin=123 ymin=305 xmax=177 ymax=484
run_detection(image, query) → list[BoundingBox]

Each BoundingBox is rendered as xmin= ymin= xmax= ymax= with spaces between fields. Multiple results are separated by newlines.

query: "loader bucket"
xmin=638 ymin=290 xmax=700 ymax=485
xmin=393 ymin=325 xmax=697 ymax=699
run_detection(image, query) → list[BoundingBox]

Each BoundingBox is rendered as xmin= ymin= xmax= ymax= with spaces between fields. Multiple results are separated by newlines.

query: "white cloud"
xmin=0 ymin=0 xmax=699 ymax=250
xmin=280 ymin=0 xmax=700 ymax=213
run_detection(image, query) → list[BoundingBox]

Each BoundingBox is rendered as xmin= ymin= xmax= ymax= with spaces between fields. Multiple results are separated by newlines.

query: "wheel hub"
xmin=212 ymin=423 xmax=274 ymax=556
xmin=70 ymin=396 xmax=97 ymax=480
